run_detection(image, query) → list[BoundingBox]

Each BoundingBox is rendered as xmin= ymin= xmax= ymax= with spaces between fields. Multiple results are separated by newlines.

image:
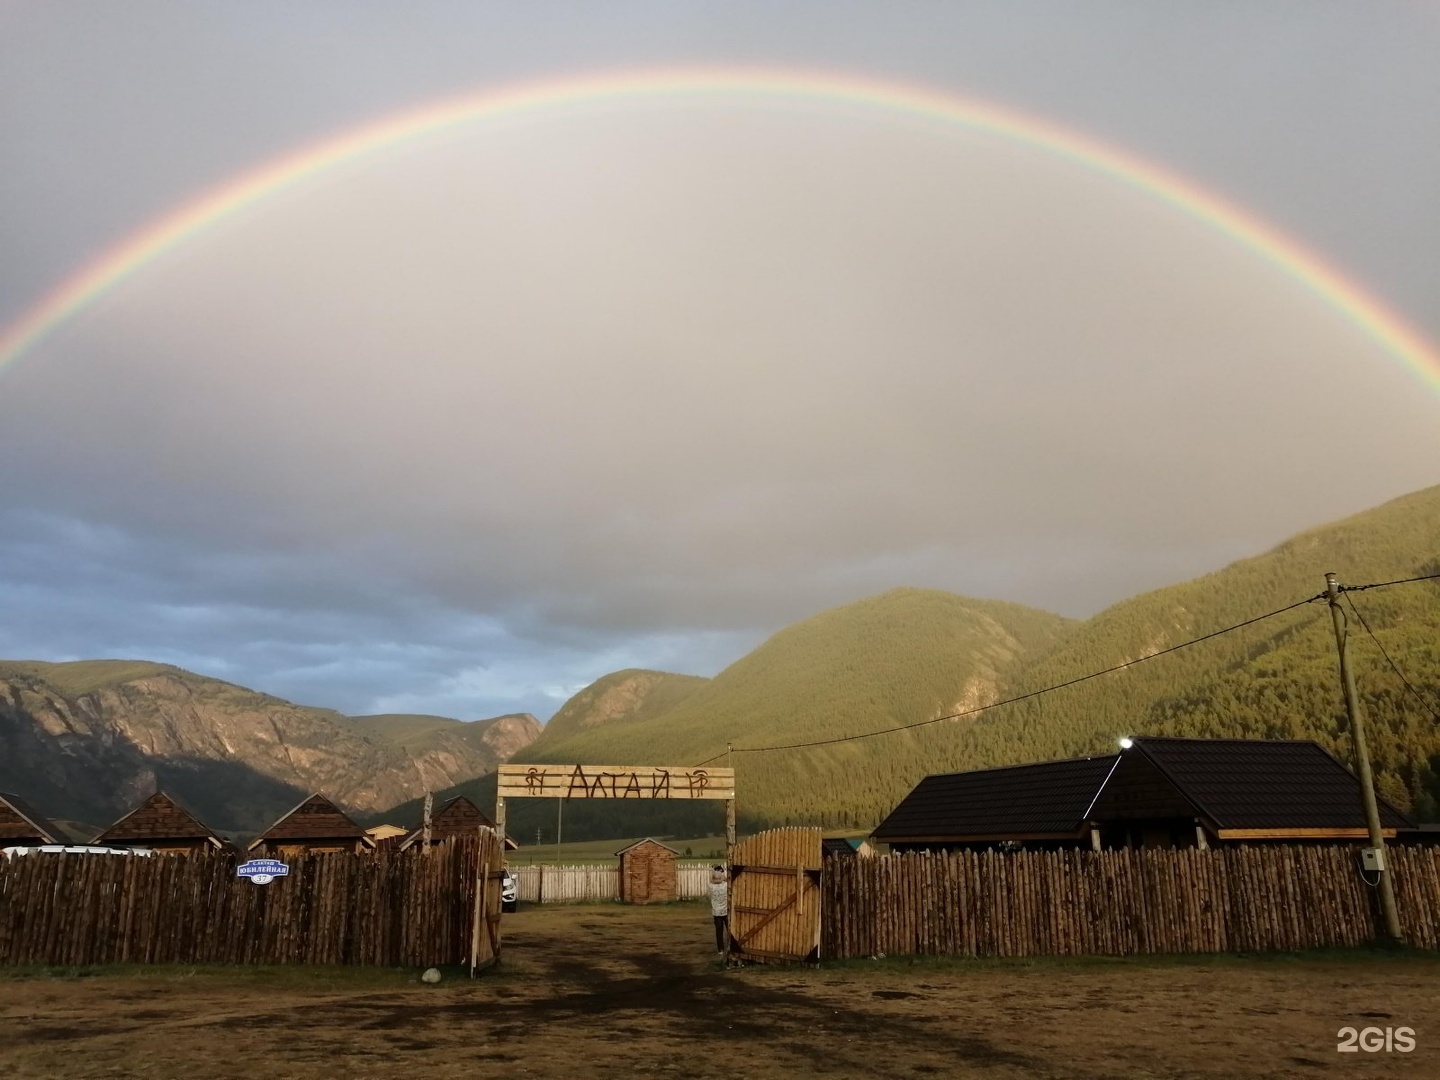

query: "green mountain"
xmin=541 ymin=669 xmax=711 ymax=741
xmin=949 ymin=484 xmax=1440 ymax=819
xmin=449 ymin=484 xmax=1440 ymax=835
xmin=0 ymin=661 xmax=540 ymax=837
xmin=421 ymin=590 xmax=1077 ymax=839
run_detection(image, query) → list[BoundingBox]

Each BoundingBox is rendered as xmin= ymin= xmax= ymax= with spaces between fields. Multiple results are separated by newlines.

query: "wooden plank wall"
xmin=0 ymin=833 xmax=490 ymax=967
xmin=822 ymin=845 xmax=1440 ymax=960
xmin=510 ymin=862 xmax=715 ymax=903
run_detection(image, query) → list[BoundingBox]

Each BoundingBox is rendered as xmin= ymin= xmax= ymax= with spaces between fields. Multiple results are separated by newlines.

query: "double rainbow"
xmin=2 ymin=67 xmax=1437 ymax=393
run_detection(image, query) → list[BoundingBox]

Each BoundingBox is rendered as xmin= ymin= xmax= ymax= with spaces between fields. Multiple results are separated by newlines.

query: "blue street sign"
xmin=237 ymin=859 xmax=290 ymax=885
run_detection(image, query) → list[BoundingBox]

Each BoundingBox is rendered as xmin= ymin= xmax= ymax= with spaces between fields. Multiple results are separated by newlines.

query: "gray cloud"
xmin=1 ymin=5 xmax=1437 ymax=718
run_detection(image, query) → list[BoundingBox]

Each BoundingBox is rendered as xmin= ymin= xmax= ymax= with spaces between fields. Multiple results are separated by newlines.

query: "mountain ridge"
xmin=513 ymin=484 xmax=1440 ymax=831
xmin=0 ymin=661 xmax=540 ymax=837
xmin=4 ymin=483 xmax=1437 ymax=842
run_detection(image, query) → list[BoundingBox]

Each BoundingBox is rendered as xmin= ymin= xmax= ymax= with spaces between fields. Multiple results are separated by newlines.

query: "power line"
xmin=695 ymin=592 xmax=1324 ymax=766
xmin=1344 ymin=592 xmax=1440 ymax=724
xmin=1339 ymin=571 xmax=1440 ymax=593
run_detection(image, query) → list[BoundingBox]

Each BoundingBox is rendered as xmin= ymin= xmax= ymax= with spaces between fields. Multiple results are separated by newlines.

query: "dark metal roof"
xmin=0 ymin=791 xmax=64 ymax=844
xmin=871 ymin=754 xmax=1119 ymax=842
xmin=1129 ymin=737 xmax=1413 ymax=831
xmin=92 ymin=790 xmax=222 ymax=845
xmin=871 ymin=737 xmax=1416 ymax=844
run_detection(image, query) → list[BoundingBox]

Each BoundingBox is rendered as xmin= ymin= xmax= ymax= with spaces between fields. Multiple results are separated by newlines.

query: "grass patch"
xmin=799 ymin=944 xmax=1440 ymax=977
xmin=0 ymin=962 xmax=432 ymax=988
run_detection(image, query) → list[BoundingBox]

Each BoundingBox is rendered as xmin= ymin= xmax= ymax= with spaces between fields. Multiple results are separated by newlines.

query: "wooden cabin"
xmin=0 ymin=791 xmax=63 ymax=848
xmin=397 ymin=795 xmax=518 ymax=852
xmin=615 ymin=838 xmax=679 ymax=904
xmin=873 ymin=737 xmax=1415 ymax=852
xmin=821 ymin=836 xmax=875 ymax=859
xmin=364 ymin=823 xmax=409 ymax=850
xmin=247 ymin=794 xmax=372 ymax=856
xmin=91 ymin=790 xmax=228 ymax=854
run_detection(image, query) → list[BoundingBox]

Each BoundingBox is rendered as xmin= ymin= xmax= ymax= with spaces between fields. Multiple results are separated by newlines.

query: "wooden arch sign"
xmin=494 ymin=763 xmax=738 ymax=900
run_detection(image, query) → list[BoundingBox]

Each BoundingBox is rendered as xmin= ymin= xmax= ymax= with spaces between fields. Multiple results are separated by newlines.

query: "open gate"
xmin=468 ymin=826 xmax=506 ymax=975
xmin=728 ymin=827 xmax=822 ymax=963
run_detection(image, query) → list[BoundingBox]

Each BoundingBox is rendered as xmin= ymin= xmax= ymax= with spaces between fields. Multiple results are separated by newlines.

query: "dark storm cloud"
xmin=1 ymin=4 xmax=1437 ymax=717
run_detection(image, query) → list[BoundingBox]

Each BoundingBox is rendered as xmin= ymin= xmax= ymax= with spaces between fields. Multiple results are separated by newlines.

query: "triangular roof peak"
xmin=1119 ymin=736 xmax=1413 ymax=831
xmin=92 ymin=790 xmax=224 ymax=847
xmin=248 ymin=792 xmax=368 ymax=850
xmin=0 ymin=791 xmax=64 ymax=845
xmin=397 ymin=793 xmax=510 ymax=851
xmin=614 ymin=837 xmax=681 ymax=857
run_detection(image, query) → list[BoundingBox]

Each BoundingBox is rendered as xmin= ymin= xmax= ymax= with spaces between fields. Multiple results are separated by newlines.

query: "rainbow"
xmin=3 ymin=66 xmax=1438 ymax=393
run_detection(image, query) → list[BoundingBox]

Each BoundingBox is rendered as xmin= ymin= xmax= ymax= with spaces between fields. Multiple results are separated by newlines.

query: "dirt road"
xmin=2 ymin=902 xmax=1436 ymax=1078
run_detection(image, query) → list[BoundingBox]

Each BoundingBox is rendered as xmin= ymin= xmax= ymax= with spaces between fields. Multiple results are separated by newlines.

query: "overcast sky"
xmin=2 ymin=3 xmax=1438 ymax=721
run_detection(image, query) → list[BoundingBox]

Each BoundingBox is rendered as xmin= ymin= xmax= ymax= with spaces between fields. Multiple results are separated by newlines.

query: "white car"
xmin=2 ymin=844 xmax=155 ymax=858
xmin=501 ymin=867 xmax=517 ymax=912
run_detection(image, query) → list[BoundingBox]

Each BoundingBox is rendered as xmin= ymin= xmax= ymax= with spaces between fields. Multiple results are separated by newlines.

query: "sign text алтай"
xmin=497 ymin=764 xmax=735 ymax=801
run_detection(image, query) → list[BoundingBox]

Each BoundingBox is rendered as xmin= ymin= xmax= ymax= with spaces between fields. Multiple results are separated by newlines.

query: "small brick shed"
xmin=615 ymin=838 xmax=680 ymax=904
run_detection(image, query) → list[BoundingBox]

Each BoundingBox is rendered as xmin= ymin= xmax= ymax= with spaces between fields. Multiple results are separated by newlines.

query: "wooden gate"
xmin=468 ymin=826 xmax=506 ymax=975
xmin=728 ymin=827 xmax=821 ymax=963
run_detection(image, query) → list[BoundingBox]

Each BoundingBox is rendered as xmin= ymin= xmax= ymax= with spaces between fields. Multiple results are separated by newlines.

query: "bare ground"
xmin=2 ymin=902 xmax=1438 ymax=1079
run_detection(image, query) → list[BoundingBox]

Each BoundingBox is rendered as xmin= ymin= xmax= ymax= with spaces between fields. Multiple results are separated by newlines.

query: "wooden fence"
xmin=513 ymin=864 xmax=617 ymax=903
xmin=677 ymin=863 xmax=714 ymax=899
xmin=822 ymin=845 xmax=1440 ymax=960
xmin=0 ymin=832 xmax=500 ymax=968
xmin=512 ymin=862 xmax=714 ymax=903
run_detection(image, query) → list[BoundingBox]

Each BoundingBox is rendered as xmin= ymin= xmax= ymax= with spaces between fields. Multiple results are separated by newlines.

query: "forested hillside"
xmin=921 ymin=484 xmax=1440 ymax=820
xmin=540 ymin=669 xmax=710 ymax=741
xmin=379 ymin=591 xmax=1074 ymax=841
xmin=467 ymin=485 xmax=1440 ymax=834
xmin=505 ymin=590 xmax=1077 ymax=834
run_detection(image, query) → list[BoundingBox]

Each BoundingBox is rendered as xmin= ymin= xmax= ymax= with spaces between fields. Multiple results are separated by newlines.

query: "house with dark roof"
xmin=91 ymin=790 xmax=229 ymax=854
xmin=872 ymin=737 xmax=1414 ymax=852
xmin=0 ymin=792 xmax=64 ymax=848
xmin=397 ymin=795 xmax=518 ymax=852
xmin=873 ymin=754 xmax=1118 ymax=851
xmin=247 ymin=793 xmax=373 ymax=855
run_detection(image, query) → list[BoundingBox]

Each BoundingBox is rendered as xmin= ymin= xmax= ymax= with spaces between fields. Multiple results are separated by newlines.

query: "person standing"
xmin=708 ymin=865 xmax=729 ymax=956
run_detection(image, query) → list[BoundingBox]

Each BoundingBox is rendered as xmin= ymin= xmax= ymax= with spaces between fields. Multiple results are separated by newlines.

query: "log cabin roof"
xmin=398 ymin=795 xmax=518 ymax=850
xmin=91 ymin=790 xmax=225 ymax=847
xmin=0 ymin=791 xmax=63 ymax=845
xmin=249 ymin=793 xmax=368 ymax=849
xmin=871 ymin=754 xmax=1119 ymax=842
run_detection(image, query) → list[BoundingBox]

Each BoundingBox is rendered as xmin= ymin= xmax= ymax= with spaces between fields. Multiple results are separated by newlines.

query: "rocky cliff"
xmin=0 ymin=660 xmax=540 ymax=838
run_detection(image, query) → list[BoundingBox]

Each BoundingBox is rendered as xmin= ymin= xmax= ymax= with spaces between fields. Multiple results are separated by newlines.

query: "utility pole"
xmin=421 ymin=790 xmax=433 ymax=850
xmin=1324 ymin=572 xmax=1403 ymax=943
